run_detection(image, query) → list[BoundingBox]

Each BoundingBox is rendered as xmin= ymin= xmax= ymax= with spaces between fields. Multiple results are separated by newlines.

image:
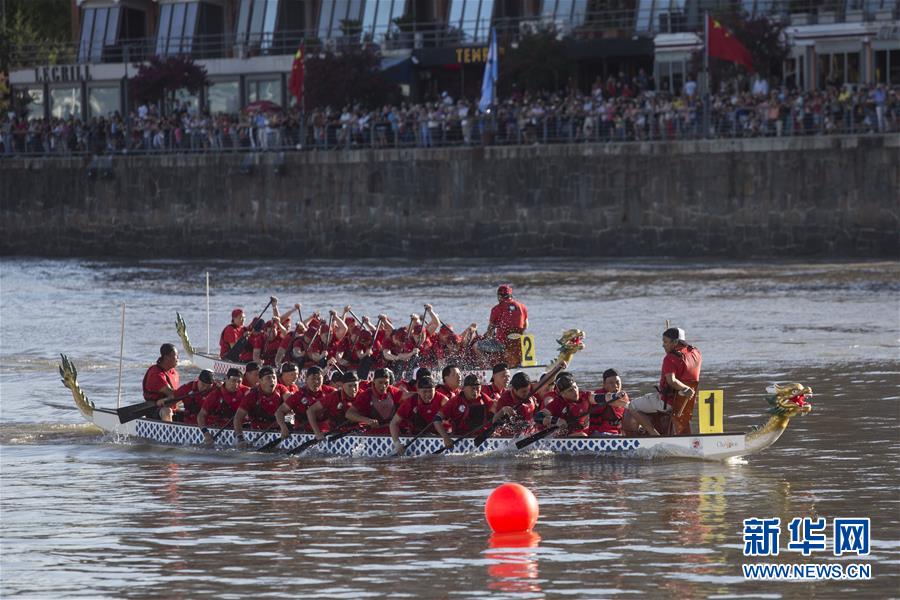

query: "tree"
xmin=500 ymin=26 xmax=571 ymax=95
xmin=304 ymin=47 xmax=400 ymax=110
xmin=690 ymin=11 xmax=790 ymax=89
xmin=129 ymin=55 xmax=209 ymax=111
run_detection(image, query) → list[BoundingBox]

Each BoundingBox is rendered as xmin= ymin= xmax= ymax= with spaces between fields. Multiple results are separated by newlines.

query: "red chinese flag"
xmin=707 ymin=16 xmax=754 ymax=72
xmin=288 ymin=45 xmax=305 ymax=105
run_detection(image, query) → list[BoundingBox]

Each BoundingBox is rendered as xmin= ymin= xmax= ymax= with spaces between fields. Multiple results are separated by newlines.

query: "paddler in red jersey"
xmin=481 ymin=363 xmax=511 ymax=405
xmin=233 ymin=366 xmax=289 ymax=446
xmin=172 ymin=369 xmax=216 ymax=425
xmin=434 ymin=374 xmax=491 ymax=444
xmin=307 ymin=370 xmax=360 ymax=440
xmin=486 ymin=284 xmax=529 ymax=368
xmin=390 ymin=375 xmax=448 ymax=455
xmin=436 ymin=365 xmax=462 ymax=398
xmin=346 ymin=368 xmax=403 ymax=434
xmin=242 ymin=361 xmax=260 ymax=388
xmin=627 ymin=328 xmax=702 ymax=436
xmin=588 ymin=369 xmax=630 ymax=436
xmin=274 ymin=366 xmax=335 ymax=438
xmin=198 ymin=367 xmax=247 ymax=444
xmin=491 ymin=361 xmax=567 ymax=429
xmin=538 ymin=373 xmax=594 ymax=436
xmin=219 ymin=308 xmax=248 ymax=359
xmin=278 ymin=362 xmax=300 ymax=394
xmin=142 ymin=343 xmax=180 ymax=422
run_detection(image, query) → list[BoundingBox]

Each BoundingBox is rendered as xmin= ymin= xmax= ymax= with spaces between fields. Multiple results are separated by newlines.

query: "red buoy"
xmin=485 ymin=483 xmax=539 ymax=533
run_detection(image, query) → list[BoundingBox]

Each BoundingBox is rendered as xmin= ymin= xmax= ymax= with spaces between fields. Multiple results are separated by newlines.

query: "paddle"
xmin=356 ymin=317 xmax=383 ymax=380
xmin=398 ymin=421 xmax=434 ymax=456
xmin=432 ymin=419 xmax=489 ymax=455
xmin=514 ymin=425 xmax=560 ymax=450
xmin=287 ymin=422 xmax=363 ymax=456
xmin=473 ymin=415 xmax=507 ymax=447
xmin=255 ymin=422 xmax=285 ymax=452
xmin=225 ymin=298 xmax=274 ymax=362
xmin=117 ymin=391 xmax=197 ymax=424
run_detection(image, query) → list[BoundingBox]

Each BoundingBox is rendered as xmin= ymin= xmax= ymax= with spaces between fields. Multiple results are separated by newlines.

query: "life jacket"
xmin=589 ymin=392 xmax=627 ymax=433
xmin=659 ymin=344 xmax=702 ymax=406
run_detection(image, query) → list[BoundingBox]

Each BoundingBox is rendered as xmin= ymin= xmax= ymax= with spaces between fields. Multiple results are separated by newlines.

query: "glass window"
xmin=635 ymin=0 xmax=652 ymax=31
xmin=246 ymin=78 xmax=283 ymax=104
xmin=571 ymin=0 xmax=588 ymax=25
xmin=237 ymin=0 xmax=251 ymax=42
xmin=169 ymin=3 xmax=187 ymax=54
xmin=449 ymin=0 xmax=468 ymax=41
xmin=183 ymin=2 xmax=199 ymax=52
xmin=262 ymin=0 xmax=279 ymax=48
xmin=475 ymin=0 xmax=494 ymax=41
xmin=250 ymin=0 xmax=268 ymax=42
xmin=156 ymin=4 xmax=172 ymax=54
xmin=79 ymin=8 xmax=95 ymax=62
xmin=91 ymin=8 xmax=108 ymax=62
xmin=207 ymin=80 xmax=240 ymax=114
xmin=556 ymin=0 xmax=575 ymax=20
xmin=542 ymin=0 xmax=557 ymax=18
xmin=105 ymin=7 xmax=120 ymax=47
xmin=88 ymin=86 xmax=121 ymax=118
xmin=24 ymin=87 xmax=45 ymax=121
xmin=50 ymin=86 xmax=82 ymax=120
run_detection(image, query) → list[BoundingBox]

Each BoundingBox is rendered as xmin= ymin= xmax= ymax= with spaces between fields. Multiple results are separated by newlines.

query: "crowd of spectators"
xmin=2 ymin=76 xmax=898 ymax=157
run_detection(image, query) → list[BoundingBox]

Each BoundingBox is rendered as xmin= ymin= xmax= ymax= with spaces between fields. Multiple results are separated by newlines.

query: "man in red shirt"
xmin=492 ymin=362 xmax=566 ymax=428
xmin=233 ymin=366 xmax=289 ymax=445
xmin=390 ymin=376 xmax=448 ymax=455
xmin=628 ymin=328 xmax=702 ymax=435
xmin=346 ymin=368 xmax=402 ymax=434
xmin=588 ymin=368 xmax=631 ymax=436
xmin=275 ymin=366 xmax=335 ymax=438
xmin=173 ymin=369 xmax=216 ymax=425
xmin=142 ymin=343 xmax=180 ymax=422
xmin=539 ymin=374 xmax=594 ymax=436
xmin=219 ymin=308 xmax=248 ymax=359
xmin=436 ymin=374 xmax=491 ymax=440
xmin=481 ymin=363 xmax=511 ymax=406
xmin=242 ymin=361 xmax=260 ymax=388
xmin=436 ymin=365 xmax=461 ymax=398
xmin=198 ymin=367 xmax=247 ymax=443
xmin=278 ymin=362 xmax=300 ymax=393
xmin=486 ymin=285 xmax=529 ymax=367
xmin=306 ymin=370 xmax=360 ymax=440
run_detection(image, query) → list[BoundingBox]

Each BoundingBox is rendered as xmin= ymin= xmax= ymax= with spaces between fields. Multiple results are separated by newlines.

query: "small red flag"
xmin=288 ymin=45 xmax=305 ymax=105
xmin=707 ymin=16 xmax=754 ymax=72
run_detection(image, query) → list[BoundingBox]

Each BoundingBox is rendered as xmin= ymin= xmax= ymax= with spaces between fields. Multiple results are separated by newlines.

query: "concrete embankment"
xmin=0 ymin=135 xmax=897 ymax=257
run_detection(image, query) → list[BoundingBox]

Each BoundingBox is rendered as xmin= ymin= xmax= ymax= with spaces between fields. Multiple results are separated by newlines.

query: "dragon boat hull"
xmin=84 ymin=408 xmax=760 ymax=460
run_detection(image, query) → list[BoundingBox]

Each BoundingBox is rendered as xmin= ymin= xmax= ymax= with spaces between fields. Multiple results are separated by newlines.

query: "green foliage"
xmin=129 ymin=55 xmax=209 ymax=109
xmin=304 ymin=47 xmax=400 ymax=110
xmin=500 ymin=26 xmax=570 ymax=95
xmin=0 ymin=0 xmax=72 ymax=70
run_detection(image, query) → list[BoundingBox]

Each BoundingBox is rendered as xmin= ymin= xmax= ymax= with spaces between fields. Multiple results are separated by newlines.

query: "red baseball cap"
xmin=497 ymin=284 xmax=512 ymax=296
xmin=232 ymin=308 xmax=244 ymax=318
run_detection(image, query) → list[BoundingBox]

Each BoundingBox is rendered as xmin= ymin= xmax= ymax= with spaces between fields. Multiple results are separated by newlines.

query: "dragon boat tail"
xmin=59 ymin=354 xmax=812 ymax=461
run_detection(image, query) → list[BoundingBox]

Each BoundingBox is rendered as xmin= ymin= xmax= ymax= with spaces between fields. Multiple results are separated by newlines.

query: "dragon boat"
xmin=59 ymin=350 xmax=812 ymax=461
xmin=175 ymin=312 xmax=552 ymax=382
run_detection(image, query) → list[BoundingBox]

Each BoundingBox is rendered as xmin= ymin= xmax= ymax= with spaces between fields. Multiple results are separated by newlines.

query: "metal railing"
xmin=8 ymin=1 xmax=898 ymax=69
xmin=2 ymin=97 xmax=897 ymax=158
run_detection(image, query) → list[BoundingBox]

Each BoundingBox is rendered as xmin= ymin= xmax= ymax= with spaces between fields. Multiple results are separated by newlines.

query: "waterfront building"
xmin=6 ymin=0 xmax=899 ymax=121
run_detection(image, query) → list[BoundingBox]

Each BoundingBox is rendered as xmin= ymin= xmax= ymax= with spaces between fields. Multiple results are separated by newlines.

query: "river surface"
xmin=1 ymin=258 xmax=898 ymax=599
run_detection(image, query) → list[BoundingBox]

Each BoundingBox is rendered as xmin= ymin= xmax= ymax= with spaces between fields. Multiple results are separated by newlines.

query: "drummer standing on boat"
xmin=142 ymin=343 xmax=180 ymax=422
xmin=486 ymin=285 xmax=529 ymax=367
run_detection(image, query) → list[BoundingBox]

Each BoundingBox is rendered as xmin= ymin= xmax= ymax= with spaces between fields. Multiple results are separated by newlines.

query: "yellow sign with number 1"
xmin=519 ymin=334 xmax=536 ymax=367
xmin=698 ymin=390 xmax=724 ymax=434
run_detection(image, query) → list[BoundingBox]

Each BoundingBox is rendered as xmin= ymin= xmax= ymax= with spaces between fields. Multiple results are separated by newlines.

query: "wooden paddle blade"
xmin=287 ymin=436 xmax=324 ymax=455
xmin=473 ymin=421 xmax=499 ymax=447
xmin=515 ymin=426 xmax=559 ymax=450
xmin=116 ymin=401 xmax=158 ymax=424
xmin=256 ymin=437 xmax=283 ymax=452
